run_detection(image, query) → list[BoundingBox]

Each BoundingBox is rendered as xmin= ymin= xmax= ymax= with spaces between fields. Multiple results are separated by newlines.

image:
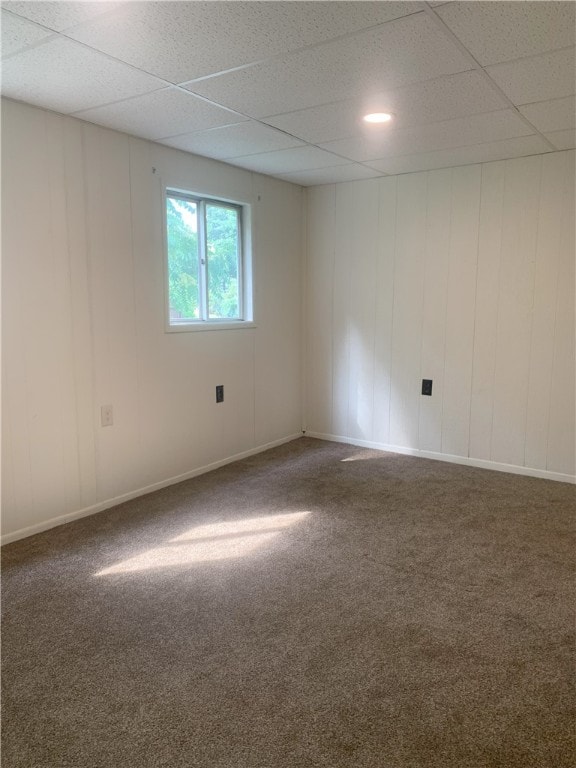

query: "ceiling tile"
xmin=518 ymin=96 xmax=575 ymax=134
xmin=486 ymin=47 xmax=576 ymax=106
xmin=545 ymin=130 xmax=576 ymax=151
xmin=227 ymin=146 xmax=349 ymax=175
xmin=1 ymin=9 xmax=53 ymax=57
xmin=0 ymin=36 xmax=166 ymax=114
xmin=263 ymin=99 xmax=373 ymax=146
xmin=263 ymin=70 xmax=508 ymax=144
xmin=186 ymin=12 xmax=472 ymax=117
xmin=320 ymin=109 xmax=532 ymax=162
xmin=161 ymin=121 xmax=304 ymax=160
xmin=3 ymin=1 xmax=120 ymax=32
xmin=366 ymin=135 xmax=550 ymax=175
xmin=67 ymin=1 xmax=422 ymax=84
xmin=436 ymin=1 xmax=575 ymax=66
xmin=278 ymin=164 xmax=383 ymax=187
xmin=2 ymin=1 xmax=570 ymax=179
xmin=73 ymin=88 xmax=244 ymax=140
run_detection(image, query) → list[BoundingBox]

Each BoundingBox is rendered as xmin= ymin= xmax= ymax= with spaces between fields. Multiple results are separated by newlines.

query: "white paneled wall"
xmin=1 ymin=99 xmax=303 ymax=541
xmin=2 ymin=97 xmax=575 ymax=545
xmin=305 ymin=151 xmax=575 ymax=481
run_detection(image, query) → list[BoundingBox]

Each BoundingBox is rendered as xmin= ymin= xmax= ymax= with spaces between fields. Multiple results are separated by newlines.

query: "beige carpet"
xmin=2 ymin=437 xmax=575 ymax=767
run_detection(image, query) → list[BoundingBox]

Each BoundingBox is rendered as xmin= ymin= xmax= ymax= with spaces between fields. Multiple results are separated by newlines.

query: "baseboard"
xmin=1 ymin=433 xmax=302 ymax=546
xmin=305 ymin=431 xmax=576 ymax=485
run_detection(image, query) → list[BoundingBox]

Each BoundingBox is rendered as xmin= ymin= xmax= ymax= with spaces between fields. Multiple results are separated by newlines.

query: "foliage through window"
xmin=166 ymin=191 xmax=245 ymax=326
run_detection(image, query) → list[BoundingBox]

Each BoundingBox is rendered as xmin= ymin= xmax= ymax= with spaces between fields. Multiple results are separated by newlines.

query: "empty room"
xmin=1 ymin=1 xmax=575 ymax=766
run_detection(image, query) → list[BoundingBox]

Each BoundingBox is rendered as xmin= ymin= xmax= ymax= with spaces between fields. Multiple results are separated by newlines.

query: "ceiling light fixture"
xmin=363 ymin=112 xmax=393 ymax=124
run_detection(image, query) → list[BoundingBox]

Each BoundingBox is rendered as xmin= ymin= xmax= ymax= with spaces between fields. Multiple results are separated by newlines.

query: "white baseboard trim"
xmin=305 ymin=431 xmax=576 ymax=485
xmin=1 ymin=433 xmax=302 ymax=546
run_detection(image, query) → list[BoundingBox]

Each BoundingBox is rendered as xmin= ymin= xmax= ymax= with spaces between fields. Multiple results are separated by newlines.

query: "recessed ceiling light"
xmin=363 ymin=112 xmax=393 ymax=124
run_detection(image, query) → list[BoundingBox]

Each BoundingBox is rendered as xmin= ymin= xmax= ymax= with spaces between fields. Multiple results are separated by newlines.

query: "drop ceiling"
xmin=1 ymin=1 xmax=575 ymax=185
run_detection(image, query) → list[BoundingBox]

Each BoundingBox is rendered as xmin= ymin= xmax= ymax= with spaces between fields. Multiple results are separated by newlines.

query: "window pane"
xmin=166 ymin=196 xmax=200 ymax=322
xmin=205 ymin=204 xmax=240 ymax=319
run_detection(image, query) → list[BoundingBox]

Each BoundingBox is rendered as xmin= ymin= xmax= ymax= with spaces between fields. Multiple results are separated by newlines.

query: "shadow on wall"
xmin=335 ymin=323 xmax=422 ymax=449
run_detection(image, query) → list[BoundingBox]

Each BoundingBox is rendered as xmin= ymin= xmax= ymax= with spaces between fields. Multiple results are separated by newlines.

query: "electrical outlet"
xmin=421 ymin=379 xmax=433 ymax=396
xmin=101 ymin=404 xmax=113 ymax=427
xmin=216 ymin=385 xmax=224 ymax=403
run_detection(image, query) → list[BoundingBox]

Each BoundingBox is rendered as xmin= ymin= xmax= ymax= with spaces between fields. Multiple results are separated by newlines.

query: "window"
xmin=165 ymin=190 xmax=250 ymax=328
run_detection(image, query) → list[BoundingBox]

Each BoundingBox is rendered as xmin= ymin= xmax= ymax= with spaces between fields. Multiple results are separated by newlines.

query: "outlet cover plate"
xmin=422 ymin=379 xmax=433 ymax=396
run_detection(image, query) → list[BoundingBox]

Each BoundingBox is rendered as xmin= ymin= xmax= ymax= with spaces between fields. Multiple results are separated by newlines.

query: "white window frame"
xmin=164 ymin=187 xmax=254 ymax=332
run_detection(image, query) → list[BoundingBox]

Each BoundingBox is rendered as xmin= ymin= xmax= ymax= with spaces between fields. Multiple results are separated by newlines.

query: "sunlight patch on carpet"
xmin=341 ymin=451 xmax=375 ymax=462
xmin=95 ymin=511 xmax=310 ymax=575
xmin=172 ymin=511 xmax=310 ymax=541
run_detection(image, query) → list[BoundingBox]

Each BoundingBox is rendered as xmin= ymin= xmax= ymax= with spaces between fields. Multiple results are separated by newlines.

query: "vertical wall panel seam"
xmin=541 ymin=159 xmax=564 ymax=471
xmin=300 ymin=187 xmax=307 ymax=433
xmin=416 ymin=173 xmax=427 ymax=450
xmin=488 ymin=161 xmax=507 ymax=463
xmin=253 ymin=330 xmax=257 ymax=446
xmin=439 ymin=168 xmax=454 ymax=455
xmin=35 ymin=110 xmax=55 ymax=518
xmin=544 ymin=160 xmax=569 ymax=471
xmin=251 ymin=173 xmax=258 ymax=446
xmin=522 ymin=155 xmax=544 ymax=469
xmin=76 ymin=124 xmax=97 ymax=507
xmin=61 ymin=119 xmax=84 ymax=510
xmin=34 ymin=110 xmax=60 ymax=516
xmin=468 ymin=162 xmax=484 ymax=460
xmin=417 ymin=171 xmax=431 ymax=451
xmin=24 ymin=112 xmax=50 ymax=518
xmin=5 ymin=106 xmax=37 ymax=519
xmin=466 ymin=165 xmax=483 ymax=459
xmin=127 ymin=139 xmax=144 ymax=455
xmin=390 ymin=177 xmax=398 ymax=445
xmin=82 ymin=126 xmax=102 ymax=501
xmin=46 ymin=116 xmax=68 ymax=509
xmin=366 ymin=184 xmax=378 ymax=444
xmin=345 ymin=187 xmax=354 ymax=437
xmin=370 ymin=179 xmax=384 ymax=442
xmin=387 ymin=177 xmax=399 ymax=444
xmin=329 ymin=184 xmax=337 ymax=436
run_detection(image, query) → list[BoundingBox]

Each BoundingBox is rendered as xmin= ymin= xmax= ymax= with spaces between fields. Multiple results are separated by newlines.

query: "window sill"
xmin=166 ymin=321 xmax=256 ymax=333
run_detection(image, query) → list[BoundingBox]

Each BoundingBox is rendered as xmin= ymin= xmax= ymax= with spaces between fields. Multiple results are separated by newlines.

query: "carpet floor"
xmin=2 ymin=437 xmax=575 ymax=768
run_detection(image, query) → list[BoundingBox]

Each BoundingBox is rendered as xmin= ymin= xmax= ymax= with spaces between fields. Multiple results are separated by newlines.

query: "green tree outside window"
xmin=166 ymin=193 xmax=242 ymax=324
